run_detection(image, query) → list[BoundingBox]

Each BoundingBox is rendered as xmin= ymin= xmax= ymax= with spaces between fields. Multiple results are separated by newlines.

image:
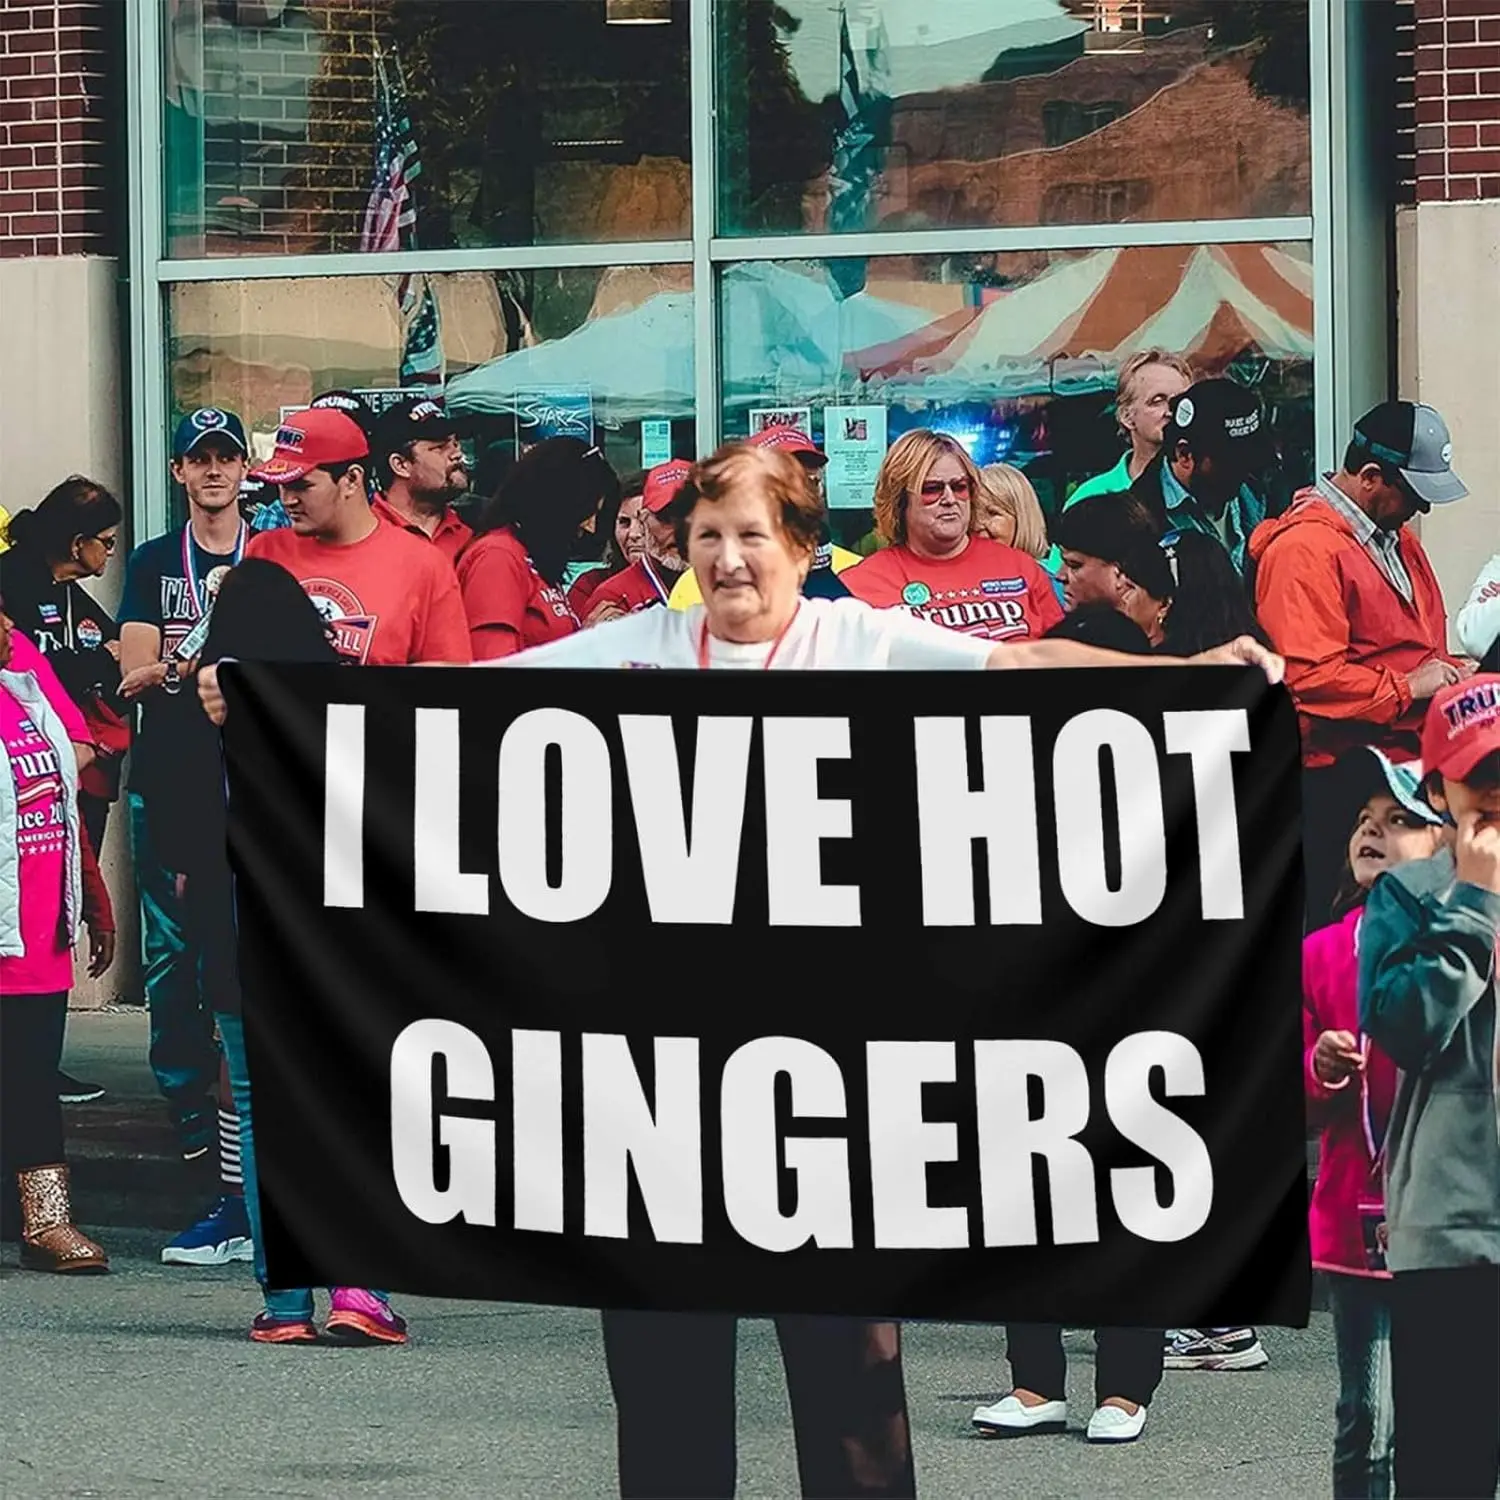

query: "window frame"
xmin=126 ymin=0 xmax=1363 ymax=544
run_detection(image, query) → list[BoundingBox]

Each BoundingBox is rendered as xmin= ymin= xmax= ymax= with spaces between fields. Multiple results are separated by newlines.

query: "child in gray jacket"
xmin=1360 ymin=675 xmax=1500 ymax=1500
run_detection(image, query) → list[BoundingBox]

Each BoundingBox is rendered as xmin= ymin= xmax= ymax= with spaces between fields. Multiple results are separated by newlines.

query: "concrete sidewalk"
xmin=58 ymin=1007 xmax=221 ymax=1232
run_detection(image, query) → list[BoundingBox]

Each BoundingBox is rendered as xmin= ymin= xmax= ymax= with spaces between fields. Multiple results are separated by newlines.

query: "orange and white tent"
xmin=847 ymin=243 xmax=1313 ymax=401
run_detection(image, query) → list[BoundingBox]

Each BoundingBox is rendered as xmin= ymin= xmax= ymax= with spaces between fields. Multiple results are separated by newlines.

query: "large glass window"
xmin=164 ymin=0 xmax=691 ymax=257
xmin=716 ymin=0 xmax=1311 ymax=236
xmin=168 ymin=264 xmax=695 ymax=494
xmin=717 ymin=244 xmax=1314 ymax=545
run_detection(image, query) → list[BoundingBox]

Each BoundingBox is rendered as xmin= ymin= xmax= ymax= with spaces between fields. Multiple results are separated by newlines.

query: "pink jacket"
xmin=1303 ymin=909 xmax=1398 ymax=1277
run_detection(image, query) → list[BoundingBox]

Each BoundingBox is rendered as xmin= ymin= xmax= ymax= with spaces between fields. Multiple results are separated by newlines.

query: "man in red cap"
xmin=582 ymin=459 xmax=693 ymax=625
xmin=242 ymin=408 xmax=471 ymax=666
xmin=1359 ymin=673 xmax=1500 ymax=1500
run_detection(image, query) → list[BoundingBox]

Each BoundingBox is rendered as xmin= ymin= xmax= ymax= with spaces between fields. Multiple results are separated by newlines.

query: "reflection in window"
xmin=716 ymin=245 xmax=1314 ymax=547
xmin=716 ymin=0 xmax=1311 ymax=236
xmin=168 ymin=265 xmax=694 ymax=497
xmin=163 ymin=0 xmax=690 ymax=257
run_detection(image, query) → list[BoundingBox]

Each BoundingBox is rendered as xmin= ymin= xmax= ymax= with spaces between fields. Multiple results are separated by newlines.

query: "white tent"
xmin=446 ymin=263 xmax=930 ymax=424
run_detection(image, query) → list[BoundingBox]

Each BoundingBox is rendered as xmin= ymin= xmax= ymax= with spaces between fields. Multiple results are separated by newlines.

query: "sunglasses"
xmin=916 ymin=477 xmax=972 ymax=502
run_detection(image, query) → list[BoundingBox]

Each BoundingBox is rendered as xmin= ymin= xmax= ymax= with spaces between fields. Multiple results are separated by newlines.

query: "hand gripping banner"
xmin=219 ymin=663 xmax=1310 ymax=1327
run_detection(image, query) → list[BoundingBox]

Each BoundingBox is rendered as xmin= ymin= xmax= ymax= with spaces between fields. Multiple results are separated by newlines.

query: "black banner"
xmin=220 ymin=663 xmax=1309 ymax=1327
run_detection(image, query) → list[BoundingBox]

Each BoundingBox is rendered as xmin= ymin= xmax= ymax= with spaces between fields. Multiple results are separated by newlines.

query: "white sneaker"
xmin=1087 ymin=1403 xmax=1147 ymax=1443
xmin=972 ymin=1394 xmax=1068 ymax=1436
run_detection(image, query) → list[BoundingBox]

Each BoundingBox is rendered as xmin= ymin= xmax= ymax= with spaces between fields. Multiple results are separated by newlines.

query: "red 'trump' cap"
xmin=747 ymin=425 xmax=828 ymax=467
xmin=1421 ymin=674 xmax=1500 ymax=781
xmin=642 ymin=459 xmax=694 ymax=514
xmin=251 ymin=408 xmax=371 ymax=484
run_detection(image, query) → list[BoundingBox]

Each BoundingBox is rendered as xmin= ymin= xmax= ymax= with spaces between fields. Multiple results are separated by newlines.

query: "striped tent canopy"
xmin=847 ymin=244 xmax=1313 ymax=401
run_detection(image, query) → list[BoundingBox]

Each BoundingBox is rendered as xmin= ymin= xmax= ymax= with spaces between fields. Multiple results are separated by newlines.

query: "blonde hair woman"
xmin=1067 ymin=348 xmax=1194 ymax=510
xmin=977 ymin=463 xmax=1049 ymax=558
xmin=843 ymin=430 xmax=1065 ymax=645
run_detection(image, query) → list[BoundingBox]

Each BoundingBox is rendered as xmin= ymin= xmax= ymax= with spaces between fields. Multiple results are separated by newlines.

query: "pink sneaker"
xmin=323 ymin=1288 xmax=408 ymax=1346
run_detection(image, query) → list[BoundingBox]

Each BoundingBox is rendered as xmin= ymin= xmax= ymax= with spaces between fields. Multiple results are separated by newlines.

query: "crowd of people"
xmin=1 ymin=357 xmax=1496 ymax=1498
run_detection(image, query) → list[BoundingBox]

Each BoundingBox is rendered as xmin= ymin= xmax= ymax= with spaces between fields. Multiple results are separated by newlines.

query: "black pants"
xmin=1302 ymin=765 xmax=1349 ymax=929
xmin=600 ymin=1311 xmax=915 ymax=1499
xmin=1390 ymin=1266 xmax=1499 ymax=1498
xmin=1006 ymin=1324 xmax=1165 ymax=1408
xmin=1 ymin=992 xmax=68 ymax=1174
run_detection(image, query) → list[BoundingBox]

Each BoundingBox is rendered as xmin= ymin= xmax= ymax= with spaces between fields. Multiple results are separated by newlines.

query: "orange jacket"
xmin=1249 ymin=487 xmax=1454 ymax=769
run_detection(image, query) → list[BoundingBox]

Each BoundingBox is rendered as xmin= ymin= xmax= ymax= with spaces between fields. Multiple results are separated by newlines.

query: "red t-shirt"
xmin=246 ymin=519 xmax=472 ymax=665
xmin=566 ymin=563 xmax=622 ymax=617
xmin=370 ymin=495 xmax=474 ymax=565
xmin=1 ymin=687 xmax=72 ymax=995
xmin=456 ymin=528 xmax=578 ymax=661
xmin=842 ymin=537 xmax=1064 ymax=643
xmin=583 ymin=557 xmax=675 ymax=619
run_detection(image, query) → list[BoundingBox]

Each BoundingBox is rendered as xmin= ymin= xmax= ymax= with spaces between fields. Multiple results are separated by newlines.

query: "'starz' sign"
xmin=221 ymin=663 xmax=1309 ymax=1327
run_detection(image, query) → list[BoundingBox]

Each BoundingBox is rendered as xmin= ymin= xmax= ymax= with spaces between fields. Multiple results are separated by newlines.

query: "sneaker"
xmin=160 ymin=1193 xmax=253 ymax=1266
xmin=972 ymin=1394 xmax=1068 ymax=1436
xmin=250 ymin=1311 xmax=318 ymax=1344
xmin=1087 ymin=1402 xmax=1147 ymax=1443
xmin=1163 ymin=1327 xmax=1269 ymax=1370
xmin=57 ymin=1071 xmax=105 ymax=1104
xmin=324 ymin=1288 xmax=408 ymax=1346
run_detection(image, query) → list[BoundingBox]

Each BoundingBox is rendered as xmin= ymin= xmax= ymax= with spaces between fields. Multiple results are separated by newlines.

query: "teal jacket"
xmin=1359 ymin=846 xmax=1500 ymax=1272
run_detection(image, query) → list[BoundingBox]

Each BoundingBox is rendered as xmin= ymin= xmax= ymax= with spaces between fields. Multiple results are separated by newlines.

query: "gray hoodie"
xmin=1358 ymin=846 xmax=1500 ymax=1273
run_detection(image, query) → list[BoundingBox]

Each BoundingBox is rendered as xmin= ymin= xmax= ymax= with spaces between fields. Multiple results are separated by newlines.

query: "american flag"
xmin=360 ymin=45 xmax=422 ymax=255
xmin=826 ymin=6 xmax=878 ymax=299
xmin=400 ymin=273 xmax=444 ymax=390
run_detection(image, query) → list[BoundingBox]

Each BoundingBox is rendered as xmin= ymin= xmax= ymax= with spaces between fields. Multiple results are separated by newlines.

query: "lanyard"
xmin=696 ymin=604 xmax=801 ymax=671
xmin=643 ymin=557 xmax=672 ymax=607
xmin=182 ymin=521 xmax=247 ymax=620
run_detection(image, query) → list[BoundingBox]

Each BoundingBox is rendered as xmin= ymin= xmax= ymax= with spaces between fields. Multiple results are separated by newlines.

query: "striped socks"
xmin=219 ymin=1107 xmax=243 ymax=1191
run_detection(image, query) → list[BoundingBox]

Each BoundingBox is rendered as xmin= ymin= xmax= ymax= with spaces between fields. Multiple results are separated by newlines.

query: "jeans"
xmin=1390 ymin=1266 xmax=1500 ymax=1499
xmin=216 ymin=1012 xmax=388 ymax=1323
xmin=1006 ymin=1325 xmax=1165 ymax=1408
xmin=1327 ymin=1274 xmax=1393 ymax=1499
xmin=129 ymin=792 xmax=217 ymax=1128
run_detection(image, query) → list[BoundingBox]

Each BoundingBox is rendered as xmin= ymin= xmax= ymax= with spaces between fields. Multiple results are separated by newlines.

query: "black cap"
xmin=1052 ymin=491 xmax=1161 ymax=566
xmin=1166 ymin=379 xmax=1273 ymax=469
xmin=372 ymin=396 xmax=459 ymax=453
xmin=310 ymin=389 xmax=377 ymax=442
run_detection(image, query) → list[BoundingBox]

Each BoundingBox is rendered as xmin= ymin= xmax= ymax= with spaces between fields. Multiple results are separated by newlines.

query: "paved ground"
xmin=2 ymin=1011 xmax=1340 ymax=1499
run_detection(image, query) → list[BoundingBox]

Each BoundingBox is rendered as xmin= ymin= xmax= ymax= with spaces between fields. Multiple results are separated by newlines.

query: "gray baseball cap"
xmin=1352 ymin=401 xmax=1467 ymax=506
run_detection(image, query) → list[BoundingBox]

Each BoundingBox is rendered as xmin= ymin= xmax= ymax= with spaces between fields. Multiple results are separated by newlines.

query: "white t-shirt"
xmin=490 ymin=597 xmax=994 ymax=671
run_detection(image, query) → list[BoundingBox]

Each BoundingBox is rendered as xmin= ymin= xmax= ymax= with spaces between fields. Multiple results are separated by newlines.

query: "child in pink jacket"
xmin=1304 ymin=747 xmax=1446 ymax=1499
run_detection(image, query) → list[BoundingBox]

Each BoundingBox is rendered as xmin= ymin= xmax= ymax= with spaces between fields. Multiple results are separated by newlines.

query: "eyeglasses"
xmin=916 ymin=477 xmax=972 ymax=502
xmin=88 ymin=533 xmax=118 ymax=555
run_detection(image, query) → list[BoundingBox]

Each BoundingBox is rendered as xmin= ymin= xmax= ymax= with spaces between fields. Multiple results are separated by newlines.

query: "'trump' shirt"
xmin=246 ymin=520 xmax=472 ymax=665
xmin=120 ymin=525 xmax=244 ymax=800
xmin=841 ymin=536 xmax=1064 ymax=643
xmin=0 ymin=689 xmax=71 ymax=994
xmin=456 ymin=527 xmax=578 ymax=661
xmin=495 ymin=596 xmax=995 ymax=671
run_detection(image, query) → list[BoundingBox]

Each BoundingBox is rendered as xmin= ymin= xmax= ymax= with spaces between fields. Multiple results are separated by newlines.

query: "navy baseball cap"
xmin=1167 ymin=380 xmax=1274 ymax=471
xmin=172 ymin=407 xmax=249 ymax=458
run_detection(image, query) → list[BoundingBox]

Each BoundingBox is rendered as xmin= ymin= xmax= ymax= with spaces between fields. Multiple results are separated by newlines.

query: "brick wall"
xmin=0 ymin=0 xmax=115 ymax=257
xmin=1414 ymin=0 xmax=1500 ymax=200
